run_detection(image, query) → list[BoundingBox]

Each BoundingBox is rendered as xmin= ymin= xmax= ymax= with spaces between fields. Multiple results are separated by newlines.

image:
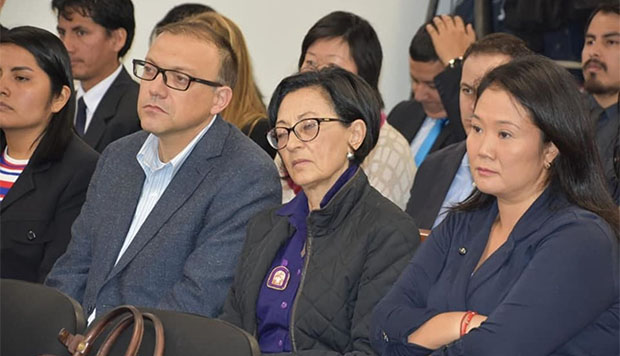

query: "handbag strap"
xmin=96 ymin=312 xmax=164 ymax=356
xmin=58 ymin=305 xmax=144 ymax=356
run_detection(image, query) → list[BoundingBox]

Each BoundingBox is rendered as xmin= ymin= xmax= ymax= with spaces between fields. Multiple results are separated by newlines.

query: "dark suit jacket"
xmin=1 ymin=134 xmax=99 ymax=282
xmin=388 ymin=65 xmax=465 ymax=154
xmin=46 ymin=117 xmax=281 ymax=319
xmin=83 ymin=67 xmax=141 ymax=153
xmin=405 ymin=141 xmax=466 ymax=230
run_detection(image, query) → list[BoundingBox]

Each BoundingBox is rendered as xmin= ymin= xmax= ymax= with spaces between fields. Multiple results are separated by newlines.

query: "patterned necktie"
xmin=415 ymin=118 xmax=447 ymax=166
xmin=75 ymin=97 xmax=87 ymax=136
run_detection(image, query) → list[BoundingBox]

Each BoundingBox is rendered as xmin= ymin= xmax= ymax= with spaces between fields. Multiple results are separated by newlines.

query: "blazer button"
xmin=27 ymin=230 xmax=37 ymax=241
xmin=382 ymin=331 xmax=389 ymax=342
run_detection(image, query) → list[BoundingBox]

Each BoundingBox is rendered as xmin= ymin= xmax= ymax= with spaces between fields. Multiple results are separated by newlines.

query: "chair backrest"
xmin=1 ymin=278 xmax=86 ymax=356
xmin=91 ymin=307 xmax=261 ymax=356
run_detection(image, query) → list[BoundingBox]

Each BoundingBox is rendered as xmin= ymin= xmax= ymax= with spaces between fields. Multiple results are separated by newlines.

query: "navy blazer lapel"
xmin=107 ymin=116 xmax=230 ymax=279
xmin=466 ymin=189 xmax=555 ymax=298
xmin=83 ymin=68 xmax=133 ymax=147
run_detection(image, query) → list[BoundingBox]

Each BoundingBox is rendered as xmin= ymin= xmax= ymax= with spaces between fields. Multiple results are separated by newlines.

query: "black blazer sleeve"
xmin=429 ymin=65 xmax=466 ymax=153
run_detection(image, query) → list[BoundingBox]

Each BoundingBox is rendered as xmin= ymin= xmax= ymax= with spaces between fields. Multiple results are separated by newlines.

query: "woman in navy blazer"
xmin=0 ymin=26 xmax=98 ymax=283
xmin=372 ymin=55 xmax=619 ymax=356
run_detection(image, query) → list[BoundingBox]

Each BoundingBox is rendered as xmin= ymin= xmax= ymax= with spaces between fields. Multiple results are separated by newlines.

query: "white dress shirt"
xmin=76 ymin=64 xmax=123 ymax=133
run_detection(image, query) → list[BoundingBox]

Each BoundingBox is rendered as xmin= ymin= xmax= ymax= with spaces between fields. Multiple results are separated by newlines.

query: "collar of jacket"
xmin=471 ymin=183 xmax=571 ymax=246
xmin=305 ymin=168 xmax=369 ymax=238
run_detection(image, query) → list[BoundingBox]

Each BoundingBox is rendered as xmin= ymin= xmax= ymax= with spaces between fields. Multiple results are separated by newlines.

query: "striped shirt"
xmin=0 ymin=147 xmax=29 ymax=202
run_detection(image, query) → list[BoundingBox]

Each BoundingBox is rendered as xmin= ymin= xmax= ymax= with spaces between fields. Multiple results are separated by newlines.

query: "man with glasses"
xmin=46 ymin=18 xmax=281 ymax=321
xmin=53 ymin=0 xmax=140 ymax=152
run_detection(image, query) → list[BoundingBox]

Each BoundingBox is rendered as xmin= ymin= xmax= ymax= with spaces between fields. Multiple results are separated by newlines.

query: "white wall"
xmin=1 ymin=0 xmax=431 ymax=112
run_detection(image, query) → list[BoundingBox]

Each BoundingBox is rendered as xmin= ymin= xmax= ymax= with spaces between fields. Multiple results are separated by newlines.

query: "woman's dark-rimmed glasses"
xmin=266 ymin=118 xmax=346 ymax=150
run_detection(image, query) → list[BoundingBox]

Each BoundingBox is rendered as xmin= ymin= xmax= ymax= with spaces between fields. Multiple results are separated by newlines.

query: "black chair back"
xmin=1 ymin=278 xmax=86 ymax=356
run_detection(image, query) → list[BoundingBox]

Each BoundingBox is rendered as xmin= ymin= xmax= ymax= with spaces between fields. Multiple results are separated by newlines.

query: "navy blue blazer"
xmin=46 ymin=117 xmax=281 ymax=318
xmin=372 ymin=186 xmax=618 ymax=356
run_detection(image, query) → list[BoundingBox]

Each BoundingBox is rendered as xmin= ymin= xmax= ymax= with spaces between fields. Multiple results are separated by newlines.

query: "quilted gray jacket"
xmin=220 ymin=169 xmax=420 ymax=355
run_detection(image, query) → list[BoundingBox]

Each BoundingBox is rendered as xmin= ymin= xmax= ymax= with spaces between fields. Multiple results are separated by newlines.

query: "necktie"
xmin=75 ymin=97 xmax=87 ymax=136
xmin=415 ymin=118 xmax=447 ymax=166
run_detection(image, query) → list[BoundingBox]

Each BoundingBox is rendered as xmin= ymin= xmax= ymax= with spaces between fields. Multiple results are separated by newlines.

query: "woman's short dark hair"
xmin=52 ymin=0 xmax=135 ymax=58
xmin=456 ymin=55 xmax=619 ymax=233
xmin=268 ymin=67 xmax=380 ymax=164
xmin=1 ymin=26 xmax=75 ymax=164
xmin=299 ymin=11 xmax=384 ymax=107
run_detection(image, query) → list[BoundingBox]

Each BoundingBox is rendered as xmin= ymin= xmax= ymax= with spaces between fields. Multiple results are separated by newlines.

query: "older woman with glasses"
xmin=220 ymin=67 xmax=420 ymax=355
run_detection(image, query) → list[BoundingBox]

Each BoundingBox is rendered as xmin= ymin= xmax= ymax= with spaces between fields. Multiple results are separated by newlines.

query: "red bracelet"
xmin=460 ymin=311 xmax=477 ymax=337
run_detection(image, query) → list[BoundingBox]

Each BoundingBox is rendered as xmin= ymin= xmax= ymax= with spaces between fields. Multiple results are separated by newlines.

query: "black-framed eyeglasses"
xmin=132 ymin=59 xmax=223 ymax=91
xmin=266 ymin=118 xmax=346 ymax=150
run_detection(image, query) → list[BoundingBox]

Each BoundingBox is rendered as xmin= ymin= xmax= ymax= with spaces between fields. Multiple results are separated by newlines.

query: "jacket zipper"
xmin=289 ymin=231 xmax=312 ymax=352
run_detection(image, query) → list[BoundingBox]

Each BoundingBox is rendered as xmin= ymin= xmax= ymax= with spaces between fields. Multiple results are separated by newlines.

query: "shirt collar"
xmin=77 ymin=64 xmax=123 ymax=113
xmin=461 ymin=151 xmax=470 ymax=168
xmin=136 ymin=114 xmax=218 ymax=175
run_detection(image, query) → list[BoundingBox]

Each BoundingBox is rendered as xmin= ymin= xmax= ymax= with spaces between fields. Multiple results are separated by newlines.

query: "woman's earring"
xmin=346 ymin=151 xmax=355 ymax=161
xmin=544 ymin=161 xmax=551 ymax=169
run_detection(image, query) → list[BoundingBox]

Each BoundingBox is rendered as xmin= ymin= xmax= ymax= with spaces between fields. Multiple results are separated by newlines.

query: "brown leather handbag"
xmin=47 ymin=305 xmax=164 ymax=356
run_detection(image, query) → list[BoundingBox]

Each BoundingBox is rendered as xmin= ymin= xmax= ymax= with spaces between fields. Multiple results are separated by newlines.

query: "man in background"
xmin=53 ymin=0 xmax=140 ymax=152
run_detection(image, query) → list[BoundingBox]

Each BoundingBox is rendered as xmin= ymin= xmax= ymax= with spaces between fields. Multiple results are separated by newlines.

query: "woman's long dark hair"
xmin=1 ymin=26 xmax=75 ymax=164
xmin=455 ymin=55 xmax=619 ymax=235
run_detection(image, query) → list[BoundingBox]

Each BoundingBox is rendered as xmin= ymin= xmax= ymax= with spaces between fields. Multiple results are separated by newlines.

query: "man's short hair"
xmin=155 ymin=20 xmax=238 ymax=89
xmin=409 ymin=22 xmax=439 ymax=62
xmin=51 ymin=0 xmax=135 ymax=58
xmin=584 ymin=2 xmax=619 ymax=34
xmin=463 ymin=33 xmax=533 ymax=60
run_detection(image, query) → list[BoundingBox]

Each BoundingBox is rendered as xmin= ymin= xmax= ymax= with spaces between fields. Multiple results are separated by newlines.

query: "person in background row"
xmin=149 ymin=2 xmax=215 ymax=43
xmin=52 ymin=0 xmax=140 ymax=152
xmin=277 ymin=11 xmax=417 ymax=210
xmin=192 ymin=11 xmax=276 ymax=158
xmin=372 ymin=55 xmax=618 ymax=356
xmin=406 ymin=33 xmax=532 ymax=230
xmin=220 ymin=67 xmax=420 ymax=355
xmin=0 ymin=26 xmax=99 ymax=283
xmin=46 ymin=17 xmax=280 ymax=323
xmin=388 ymin=15 xmax=473 ymax=168
xmin=581 ymin=3 xmax=619 ymax=203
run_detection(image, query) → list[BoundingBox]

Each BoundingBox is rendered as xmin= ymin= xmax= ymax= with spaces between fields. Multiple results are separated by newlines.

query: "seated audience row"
xmin=0 ymin=1 xmax=617 ymax=355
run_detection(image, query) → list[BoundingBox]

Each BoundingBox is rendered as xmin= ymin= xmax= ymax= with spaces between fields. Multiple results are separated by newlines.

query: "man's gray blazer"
xmin=46 ymin=116 xmax=281 ymax=318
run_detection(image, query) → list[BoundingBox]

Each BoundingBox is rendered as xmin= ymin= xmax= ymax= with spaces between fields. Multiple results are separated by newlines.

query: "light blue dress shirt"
xmin=432 ymin=151 xmax=474 ymax=228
